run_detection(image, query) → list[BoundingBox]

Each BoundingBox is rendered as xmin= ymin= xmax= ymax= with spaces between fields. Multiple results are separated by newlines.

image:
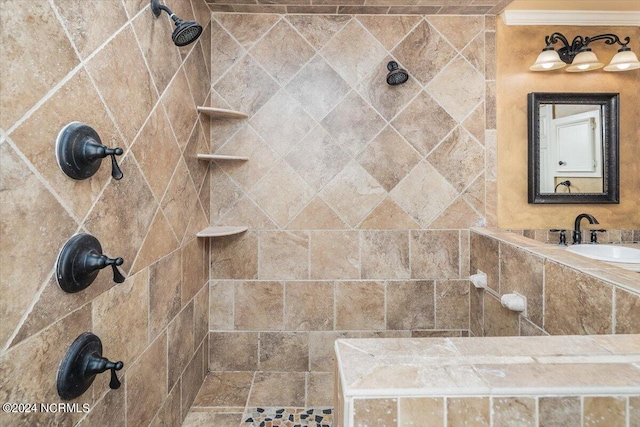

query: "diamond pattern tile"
xmin=357 ymin=16 xmax=422 ymax=51
xmin=249 ymin=89 xmax=315 ymax=156
xmin=426 ymin=15 xmax=484 ymax=52
xmin=392 ymin=20 xmax=457 ymax=86
xmin=250 ymin=20 xmax=315 ymax=85
xmin=319 ymin=160 xmax=386 ymax=227
xmin=285 ymin=55 xmax=351 ymax=121
xmin=321 ymin=20 xmax=387 ymax=87
xmin=285 ymin=125 xmax=350 ymax=192
xmin=286 ymin=15 xmax=351 ymax=51
xmin=389 ymin=160 xmax=457 ymax=227
xmin=320 ymin=91 xmax=386 ymax=158
xmin=356 ymin=126 xmax=421 ymax=192
xmin=215 ymin=14 xmax=279 ymax=50
xmin=391 ymin=90 xmax=457 ymax=157
xmin=428 ymin=127 xmax=484 ymax=193
xmin=427 ymin=56 xmax=485 ymax=122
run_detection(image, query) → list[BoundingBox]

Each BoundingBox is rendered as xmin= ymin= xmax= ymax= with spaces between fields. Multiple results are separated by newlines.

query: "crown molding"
xmin=501 ymin=10 xmax=640 ymax=26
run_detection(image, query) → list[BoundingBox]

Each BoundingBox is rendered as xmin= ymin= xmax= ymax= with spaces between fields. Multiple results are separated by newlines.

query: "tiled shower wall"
xmin=207 ymin=13 xmax=497 ymax=377
xmin=1 ymin=1 xmax=211 ymax=426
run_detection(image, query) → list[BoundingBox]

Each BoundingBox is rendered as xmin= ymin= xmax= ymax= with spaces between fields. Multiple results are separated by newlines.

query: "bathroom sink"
xmin=565 ymin=244 xmax=640 ymax=271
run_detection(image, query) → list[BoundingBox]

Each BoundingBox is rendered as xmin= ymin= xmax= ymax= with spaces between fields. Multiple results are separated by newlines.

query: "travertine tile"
xmin=160 ymin=158 xmax=198 ymax=244
xmin=286 ymin=14 xmax=350 ymax=49
xmin=193 ymin=371 xmax=253 ymax=409
xmin=391 ymin=90 xmax=457 ymax=157
xmin=321 ymin=20 xmax=387 ymax=87
xmin=428 ymin=127 xmax=484 ymax=193
xmin=182 ymin=412 xmax=243 ymax=427
xmin=149 ymin=250 xmax=182 ymax=339
xmin=285 ymin=281 xmax=334 ymax=330
xmin=392 ymin=20 xmax=457 ymax=86
xmin=492 ymin=397 xmax=536 ymax=427
xmin=181 ymin=342 xmax=205 ymax=417
xmin=248 ymin=372 xmax=305 ymax=407
xmin=309 ymin=331 xmax=358 ymax=371
xmin=361 ymin=230 xmax=410 ymax=279
xmin=285 ymin=55 xmax=351 ymax=121
xmin=336 ymin=281 xmax=385 ymax=330
xmin=539 ymin=396 xmax=580 ymax=427
xmin=193 ymin=284 xmax=209 ymax=346
xmin=447 ymin=397 xmax=490 ymax=427
xmin=387 ymin=281 xmax=435 ymax=330
xmin=286 ymin=196 xmax=348 ymax=230
xmin=320 ymin=161 xmax=386 ymax=227
xmin=483 ymin=292 xmax=519 ymax=337
xmin=249 ymin=89 xmax=315 ymax=156
xmin=285 ymin=125 xmax=350 ymax=191
xmin=215 ymin=14 xmax=279 ymax=50
xmin=181 ymin=237 xmax=206 ymax=303
xmin=213 ymin=55 xmax=279 ymax=116
xmin=216 ymin=196 xmax=277 ymax=230
xmin=411 ymin=230 xmax=460 ymax=279
xmin=485 ymin=30 xmax=497 ymax=80
xmin=390 ymin=161 xmax=457 ymax=228
xmin=310 ymin=231 xmax=360 ymax=279
xmin=356 ymin=126 xmax=421 ymax=192
xmin=0 ymin=0 xmax=80 ymax=129
xmin=469 ymin=285 xmax=484 ymax=337
xmin=149 ymin=382 xmax=181 ymax=427
xmin=426 ymin=15 xmax=484 ymax=52
xmin=428 ymin=197 xmax=484 ymax=229
xmin=85 ymin=26 xmax=158 ymax=143
xmin=167 ymin=303 xmax=195 ymax=389
xmin=358 ymin=197 xmax=420 ymax=229
xmin=209 ymin=281 xmax=234 ymax=330
xmin=583 ymin=396 xmax=626 ymax=427
xmin=545 ymin=262 xmax=613 ymax=335
xmin=398 ymin=397 xmax=443 ymax=426
xmin=249 ymin=160 xmax=315 ymax=227
xmin=259 ymin=332 xmax=309 ymax=371
xmin=234 ymin=281 xmax=284 ymax=330
xmin=250 ymin=19 xmax=315 ymax=85
xmin=126 ymin=333 xmax=168 ymax=427
xmin=307 ymin=372 xmax=334 ymax=407
xmin=354 ymin=398 xmax=397 ymax=427
xmin=210 ymin=232 xmax=258 ymax=280
xmin=77 ymin=388 xmax=125 ymax=427
xmin=321 ymin=91 xmax=386 ymax=158
xmin=184 ymin=121 xmax=212 ymax=192
xmin=462 ymin=33 xmax=486 ymax=77
xmin=210 ymin=20 xmax=245 ymax=84
xmin=209 ymin=331 xmax=258 ymax=371
xmin=520 ymin=317 xmax=547 ymax=337
xmin=357 ymin=15 xmax=422 ymax=50
xmin=630 ymin=396 xmax=640 ymax=427
xmin=470 ymin=232 xmax=499 ymax=292
xmin=499 ymin=243 xmax=544 ymax=326
xmin=435 ymin=280 xmax=470 ymax=329
xmin=259 ymin=231 xmax=309 ymax=280
xmin=615 ymin=288 xmax=640 ymax=334
xmin=161 ymin=67 xmax=199 ymax=150
xmin=430 ymin=57 xmax=485 ymax=120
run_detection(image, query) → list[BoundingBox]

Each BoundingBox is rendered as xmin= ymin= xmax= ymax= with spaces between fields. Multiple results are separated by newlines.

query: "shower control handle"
xmin=86 ymin=356 xmax=124 ymax=389
xmin=86 ymin=253 xmax=126 ymax=283
xmin=83 ymin=140 xmax=123 ymax=180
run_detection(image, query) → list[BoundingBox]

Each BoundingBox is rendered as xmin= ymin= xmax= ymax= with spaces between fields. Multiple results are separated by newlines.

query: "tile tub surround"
xmin=208 ymin=11 xmax=497 ymax=385
xmin=469 ymin=227 xmax=640 ymax=337
xmin=334 ymin=335 xmax=640 ymax=427
xmin=0 ymin=1 xmax=211 ymax=426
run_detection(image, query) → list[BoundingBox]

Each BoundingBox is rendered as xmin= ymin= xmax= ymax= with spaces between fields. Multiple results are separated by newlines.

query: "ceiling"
xmin=204 ymin=0 xmax=515 ymax=15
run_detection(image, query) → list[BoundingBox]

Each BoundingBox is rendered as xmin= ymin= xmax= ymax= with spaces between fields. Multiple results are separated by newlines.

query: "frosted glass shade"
xmin=604 ymin=49 xmax=640 ymax=71
xmin=529 ymin=49 xmax=566 ymax=71
xmin=566 ymin=50 xmax=604 ymax=72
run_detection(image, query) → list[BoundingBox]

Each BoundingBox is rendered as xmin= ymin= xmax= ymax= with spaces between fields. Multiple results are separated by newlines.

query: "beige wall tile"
xmin=361 ymin=231 xmax=410 ymax=279
xmin=426 ymin=15 xmax=484 ymax=52
xmin=387 ymin=281 xmax=435 ymax=330
xmin=309 ymin=331 xmax=358 ymax=372
xmin=285 ymin=281 xmax=334 ymax=330
xmin=492 ymin=397 xmax=536 ymax=427
xmin=234 ymin=281 xmax=284 ymax=330
xmin=287 ymin=196 xmax=349 ymax=230
xmin=359 ymin=197 xmax=420 ymax=229
xmin=259 ymin=331 xmax=309 ymax=371
xmin=539 ymin=396 xmax=580 ymax=427
xmin=615 ymin=288 xmax=640 ymax=334
xmin=336 ymin=281 xmax=385 ymax=330
xmin=630 ymin=396 xmax=640 ymax=427
xmin=193 ymin=371 xmax=252 ymax=410
xmin=181 ymin=342 xmax=205 ymax=417
xmin=210 ymin=20 xmax=244 ymax=84
xmin=357 ymin=15 xmax=422 ymax=50
xmin=259 ymin=231 xmax=309 ymax=280
xmin=411 ymin=230 xmax=460 ymax=279
xmin=583 ymin=396 xmax=626 ymax=427
xmin=470 ymin=232 xmax=499 ymax=292
xmin=209 ymin=281 xmax=234 ymax=330
xmin=168 ymin=303 xmax=195 ymax=389
xmin=215 ymin=14 xmax=280 ymax=50
xmin=249 ymin=372 xmax=305 ymax=407
xmin=182 ymin=237 xmax=206 ymax=304
xmin=428 ymin=127 xmax=484 ymax=193
xmin=483 ymin=292 xmax=519 ymax=337
xmin=286 ymin=15 xmax=350 ymax=50
xmin=77 ymin=388 xmax=125 ymax=427
xmin=399 ymin=397 xmax=443 ymax=426
xmin=435 ymin=280 xmax=470 ymax=329
xmin=210 ymin=232 xmax=258 ymax=280
xmin=447 ymin=397 xmax=490 ymax=427
xmin=310 ymin=231 xmax=360 ymax=279
xmin=499 ymin=243 xmax=544 ymax=326
xmin=209 ymin=331 xmax=258 ymax=371
xmin=149 ymin=250 xmax=183 ymax=340
xmin=354 ymin=398 xmax=397 ymax=427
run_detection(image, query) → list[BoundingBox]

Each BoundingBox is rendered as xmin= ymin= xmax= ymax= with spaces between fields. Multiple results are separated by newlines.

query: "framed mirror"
xmin=527 ymin=92 xmax=619 ymax=204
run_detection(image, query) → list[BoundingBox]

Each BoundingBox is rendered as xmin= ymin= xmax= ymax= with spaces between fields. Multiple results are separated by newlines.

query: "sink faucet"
xmin=573 ymin=213 xmax=599 ymax=244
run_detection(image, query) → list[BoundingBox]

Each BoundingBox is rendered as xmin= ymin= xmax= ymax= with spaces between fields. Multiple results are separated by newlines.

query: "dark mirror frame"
xmin=527 ymin=92 xmax=620 ymax=204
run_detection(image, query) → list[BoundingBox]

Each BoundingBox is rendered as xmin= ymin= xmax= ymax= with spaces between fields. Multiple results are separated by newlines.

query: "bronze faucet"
xmin=573 ymin=213 xmax=599 ymax=244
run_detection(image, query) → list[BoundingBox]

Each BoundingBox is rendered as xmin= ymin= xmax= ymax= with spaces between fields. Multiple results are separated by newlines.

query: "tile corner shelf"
xmin=196 ymin=226 xmax=248 ymax=238
xmin=197 ymin=154 xmax=249 ymax=161
xmin=196 ymin=106 xmax=248 ymax=119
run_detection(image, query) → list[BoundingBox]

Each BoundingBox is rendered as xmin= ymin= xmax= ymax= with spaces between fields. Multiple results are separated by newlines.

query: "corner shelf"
xmin=196 ymin=106 xmax=248 ymax=119
xmin=196 ymin=226 xmax=248 ymax=238
xmin=197 ymin=154 xmax=249 ymax=161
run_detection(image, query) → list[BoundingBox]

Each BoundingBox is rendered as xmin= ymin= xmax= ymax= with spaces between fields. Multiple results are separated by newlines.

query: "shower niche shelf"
xmin=197 ymin=154 xmax=249 ymax=161
xmin=197 ymin=226 xmax=248 ymax=238
xmin=197 ymin=106 xmax=248 ymax=119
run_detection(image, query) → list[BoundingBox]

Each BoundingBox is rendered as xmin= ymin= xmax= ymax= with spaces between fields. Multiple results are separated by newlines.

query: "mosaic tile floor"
xmin=243 ymin=407 xmax=333 ymax=427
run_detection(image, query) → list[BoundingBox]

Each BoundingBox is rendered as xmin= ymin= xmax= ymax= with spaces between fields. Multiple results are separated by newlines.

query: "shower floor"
xmin=182 ymin=371 xmax=334 ymax=427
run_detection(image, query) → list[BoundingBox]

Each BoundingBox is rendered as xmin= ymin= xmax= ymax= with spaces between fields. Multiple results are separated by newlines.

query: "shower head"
xmin=386 ymin=61 xmax=409 ymax=86
xmin=151 ymin=0 xmax=203 ymax=47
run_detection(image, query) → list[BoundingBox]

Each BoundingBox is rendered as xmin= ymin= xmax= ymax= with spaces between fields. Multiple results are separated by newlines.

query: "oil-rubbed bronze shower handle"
xmin=85 ymin=252 xmax=126 ymax=283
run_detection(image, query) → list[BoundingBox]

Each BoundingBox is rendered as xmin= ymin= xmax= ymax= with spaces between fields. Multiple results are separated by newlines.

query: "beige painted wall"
xmin=496 ymin=20 xmax=640 ymax=229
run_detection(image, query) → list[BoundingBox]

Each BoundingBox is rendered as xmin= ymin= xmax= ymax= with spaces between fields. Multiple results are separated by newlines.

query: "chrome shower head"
xmin=386 ymin=61 xmax=409 ymax=86
xmin=151 ymin=0 xmax=203 ymax=47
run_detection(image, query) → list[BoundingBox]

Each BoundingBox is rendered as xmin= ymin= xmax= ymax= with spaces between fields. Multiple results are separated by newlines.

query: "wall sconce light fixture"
xmin=530 ymin=32 xmax=640 ymax=72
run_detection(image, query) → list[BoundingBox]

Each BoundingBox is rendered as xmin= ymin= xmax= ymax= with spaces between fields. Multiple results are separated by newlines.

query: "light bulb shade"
xmin=604 ymin=49 xmax=640 ymax=71
xmin=530 ymin=49 xmax=566 ymax=71
xmin=566 ymin=50 xmax=604 ymax=72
